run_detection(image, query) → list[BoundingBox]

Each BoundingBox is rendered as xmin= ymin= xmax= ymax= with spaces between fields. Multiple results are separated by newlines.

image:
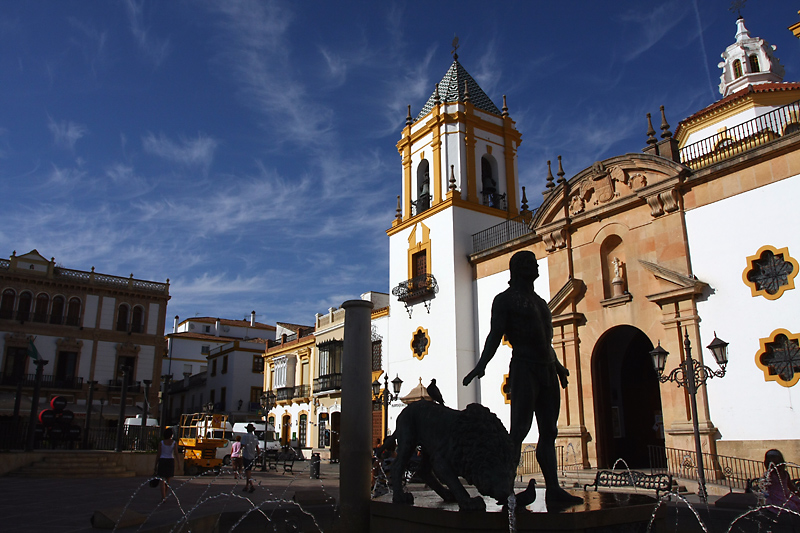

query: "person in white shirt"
xmin=241 ymin=423 xmax=260 ymax=493
xmin=154 ymin=427 xmax=179 ymax=501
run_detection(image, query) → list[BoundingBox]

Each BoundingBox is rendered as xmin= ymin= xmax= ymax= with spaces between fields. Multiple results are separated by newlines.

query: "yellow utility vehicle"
xmin=178 ymin=413 xmax=230 ymax=475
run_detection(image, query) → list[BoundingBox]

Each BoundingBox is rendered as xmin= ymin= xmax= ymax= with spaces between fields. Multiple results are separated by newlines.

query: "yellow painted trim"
xmin=502 ymin=373 xmax=510 ymax=404
xmin=755 ymin=328 xmax=800 ymax=387
xmin=407 ymin=223 xmax=432 ymax=280
xmin=411 ymin=326 xmax=430 ymax=360
xmin=386 ymin=195 xmax=511 ymax=237
xmin=742 ymin=245 xmax=798 ymax=300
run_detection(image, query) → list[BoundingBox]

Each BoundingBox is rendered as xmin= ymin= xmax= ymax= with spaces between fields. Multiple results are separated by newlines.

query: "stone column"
xmin=338 ymin=299 xmax=374 ymax=533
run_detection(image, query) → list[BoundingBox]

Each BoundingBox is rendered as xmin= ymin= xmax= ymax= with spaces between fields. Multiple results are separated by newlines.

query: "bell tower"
xmin=386 ymin=47 xmax=524 ymax=411
xmin=718 ymin=16 xmax=785 ymax=97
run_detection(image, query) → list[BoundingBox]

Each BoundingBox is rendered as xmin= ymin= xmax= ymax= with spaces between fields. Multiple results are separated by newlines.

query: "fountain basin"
xmin=371 ymin=489 xmax=661 ymax=532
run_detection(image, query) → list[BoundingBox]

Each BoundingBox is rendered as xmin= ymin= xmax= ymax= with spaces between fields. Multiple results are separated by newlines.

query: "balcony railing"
xmin=679 ymin=99 xmax=800 ymax=171
xmin=314 ymin=373 xmax=342 ymax=393
xmin=294 ymin=384 xmax=310 ymax=399
xmin=411 ymin=194 xmax=432 ymax=216
xmin=471 ymin=210 xmax=535 ymax=255
xmin=0 ymin=309 xmax=82 ymax=326
xmin=276 ymin=386 xmax=294 ymax=402
xmin=392 ymin=274 xmax=439 ymax=303
xmin=481 ymin=191 xmax=507 ymax=210
xmin=106 ymin=380 xmax=142 ymax=393
xmin=0 ymin=372 xmax=84 ymax=390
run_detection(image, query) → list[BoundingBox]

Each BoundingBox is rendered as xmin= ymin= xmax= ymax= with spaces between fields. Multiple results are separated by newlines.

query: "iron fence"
xmin=679 ymin=99 xmax=800 ymax=171
xmin=516 ymin=445 xmax=565 ymax=477
xmin=0 ymin=419 xmax=161 ymax=451
xmin=648 ymin=445 xmax=800 ymax=492
xmin=472 ymin=210 xmax=535 ymax=255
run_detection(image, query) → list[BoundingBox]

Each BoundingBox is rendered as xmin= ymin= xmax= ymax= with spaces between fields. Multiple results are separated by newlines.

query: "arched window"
xmin=66 ymin=297 xmax=81 ymax=327
xmin=0 ymin=289 xmax=15 ymax=319
xmin=116 ymin=304 xmax=129 ymax=332
xmin=415 ymin=160 xmax=431 ymax=214
xmin=481 ymin=156 xmax=498 ymax=207
xmin=33 ymin=293 xmax=49 ymax=323
xmin=733 ymin=59 xmax=743 ymax=79
xmin=749 ymin=54 xmax=760 ymax=73
xmin=131 ymin=305 xmax=145 ymax=334
xmin=50 ymin=296 xmax=65 ymax=325
xmin=17 ymin=292 xmax=32 ymax=321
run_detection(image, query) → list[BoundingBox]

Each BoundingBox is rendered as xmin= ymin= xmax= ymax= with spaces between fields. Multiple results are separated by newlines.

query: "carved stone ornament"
xmin=4 ymin=331 xmax=31 ymax=349
xmin=569 ymin=162 xmax=649 ymax=215
xmin=116 ymin=341 xmax=141 ymax=357
xmin=56 ymin=337 xmax=83 ymax=352
xmin=543 ymin=228 xmax=567 ymax=252
xmin=645 ymin=189 xmax=680 ymax=217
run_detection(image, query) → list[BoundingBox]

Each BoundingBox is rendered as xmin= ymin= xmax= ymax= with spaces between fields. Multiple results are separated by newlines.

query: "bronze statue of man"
xmin=463 ymin=250 xmax=581 ymax=504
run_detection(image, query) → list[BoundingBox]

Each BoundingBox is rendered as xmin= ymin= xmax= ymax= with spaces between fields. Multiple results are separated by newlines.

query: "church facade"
xmin=385 ymin=17 xmax=800 ymax=471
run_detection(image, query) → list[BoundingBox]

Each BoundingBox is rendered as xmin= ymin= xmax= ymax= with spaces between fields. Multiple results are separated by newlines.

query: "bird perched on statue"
xmin=426 ymin=378 xmax=445 ymax=405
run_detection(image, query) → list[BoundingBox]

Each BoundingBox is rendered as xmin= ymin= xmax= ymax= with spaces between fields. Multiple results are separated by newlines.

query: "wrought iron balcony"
xmin=314 ymin=373 xmax=342 ymax=393
xmin=0 ymin=372 xmax=84 ymax=390
xmin=392 ymin=274 xmax=439 ymax=303
xmin=471 ymin=210 xmax=535 ymax=254
xmin=107 ymin=380 xmax=142 ymax=393
xmin=276 ymin=386 xmax=294 ymax=402
xmin=392 ymin=274 xmax=439 ymax=317
xmin=293 ymin=384 xmax=310 ymax=399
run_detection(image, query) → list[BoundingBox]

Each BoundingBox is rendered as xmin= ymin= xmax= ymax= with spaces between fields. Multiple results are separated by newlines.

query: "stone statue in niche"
xmin=463 ymin=250 xmax=582 ymax=506
xmin=611 ymin=257 xmax=625 ymax=297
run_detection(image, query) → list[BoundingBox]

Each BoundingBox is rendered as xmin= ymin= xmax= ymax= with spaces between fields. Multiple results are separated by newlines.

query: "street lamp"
xmin=261 ymin=390 xmax=276 ymax=413
xmin=649 ymin=327 xmax=729 ymax=503
xmin=372 ymin=374 xmax=403 ymax=439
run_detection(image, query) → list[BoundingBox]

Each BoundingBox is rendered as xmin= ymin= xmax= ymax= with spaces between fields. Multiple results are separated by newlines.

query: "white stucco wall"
xmin=686 ymin=174 xmax=800 ymax=441
xmin=99 ymin=296 xmax=115 ymax=330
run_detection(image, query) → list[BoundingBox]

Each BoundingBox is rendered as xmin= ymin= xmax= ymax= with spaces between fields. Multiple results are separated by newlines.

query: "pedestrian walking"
xmin=231 ymin=435 xmax=243 ymax=479
xmin=241 ymin=423 xmax=260 ymax=493
xmin=154 ymin=427 xmax=179 ymax=502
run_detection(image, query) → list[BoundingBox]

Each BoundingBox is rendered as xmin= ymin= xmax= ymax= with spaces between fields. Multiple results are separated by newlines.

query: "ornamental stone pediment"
xmin=532 ymin=154 xmax=688 ymax=239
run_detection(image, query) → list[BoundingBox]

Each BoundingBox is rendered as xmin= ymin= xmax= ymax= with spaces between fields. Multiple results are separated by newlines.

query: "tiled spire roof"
xmin=415 ymin=59 xmax=501 ymax=122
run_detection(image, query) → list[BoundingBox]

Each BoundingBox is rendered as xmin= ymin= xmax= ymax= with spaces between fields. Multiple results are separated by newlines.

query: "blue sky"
xmin=0 ymin=0 xmax=797 ymax=328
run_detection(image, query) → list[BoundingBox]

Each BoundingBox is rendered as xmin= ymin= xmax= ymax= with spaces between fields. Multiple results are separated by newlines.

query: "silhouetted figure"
xmin=426 ymin=378 xmax=444 ymax=405
xmin=463 ymin=250 xmax=581 ymax=505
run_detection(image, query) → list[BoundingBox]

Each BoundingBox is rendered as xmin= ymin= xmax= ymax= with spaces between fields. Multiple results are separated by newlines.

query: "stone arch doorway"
xmin=592 ymin=325 xmax=665 ymax=468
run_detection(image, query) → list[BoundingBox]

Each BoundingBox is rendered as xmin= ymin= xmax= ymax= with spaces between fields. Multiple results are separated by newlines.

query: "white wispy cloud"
xmin=47 ymin=116 xmax=87 ymax=150
xmin=142 ymin=132 xmax=218 ymax=171
xmin=618 ymin=1 xmax=689 ymax=62
xmin=208 ymin=0 xmax=333 ymax=146
xmin=123 ymin=0 xmax=171 ymax=67
xmin=67 ymin=17 xmax=108 ymax=77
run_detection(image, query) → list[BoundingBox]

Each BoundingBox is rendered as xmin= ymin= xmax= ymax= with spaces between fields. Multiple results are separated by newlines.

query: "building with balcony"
xmin=263 ymin=323 xmax=315 ymax=449
xmin=386 ymin=16 xmax=800 ymax=471
xmin=164 ymin=313 xmax=275 ymax=424
xmin=0 ymin=250 xmax=170 ymax=426
xmin=261 ymin=292 xmax=390 ymax=460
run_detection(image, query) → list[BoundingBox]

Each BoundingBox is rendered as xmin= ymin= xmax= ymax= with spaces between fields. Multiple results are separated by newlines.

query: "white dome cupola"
xmin=718 ymin=17 xmax=785 ymax=97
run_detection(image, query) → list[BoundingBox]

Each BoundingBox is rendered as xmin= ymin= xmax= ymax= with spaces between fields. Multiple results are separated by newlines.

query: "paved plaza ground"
xmin=1 ymin=461 xmax=797 ymax=533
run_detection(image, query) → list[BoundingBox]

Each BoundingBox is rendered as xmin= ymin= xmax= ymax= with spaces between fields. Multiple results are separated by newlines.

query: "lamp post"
xmin=372 ymin=374 xmax=403 ymax=439
xmin=649 ymin=327 xmax=729 ymax=503
xmin=259 ymin=390 xmax=276 ymax=471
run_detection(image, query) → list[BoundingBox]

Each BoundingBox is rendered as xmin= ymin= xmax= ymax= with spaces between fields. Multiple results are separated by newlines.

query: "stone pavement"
xmin=0 ymin=460 xmax=339 ymax=533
